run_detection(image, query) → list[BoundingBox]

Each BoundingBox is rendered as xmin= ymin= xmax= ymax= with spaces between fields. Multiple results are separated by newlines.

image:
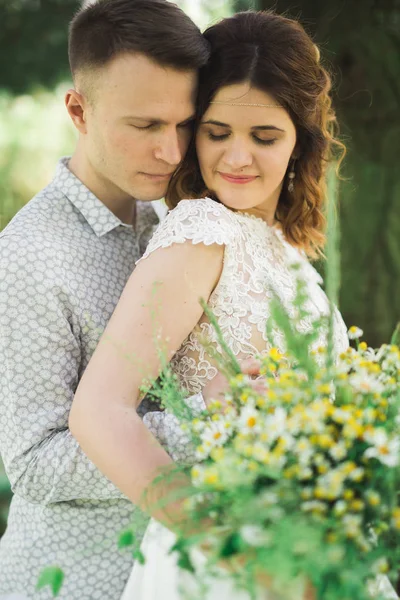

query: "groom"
xmin=0 ymin=1 xmax=210 ymax=598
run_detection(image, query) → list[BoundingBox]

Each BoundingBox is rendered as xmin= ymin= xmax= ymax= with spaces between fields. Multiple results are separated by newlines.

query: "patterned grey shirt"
xmin=0 ymin=158 xmax=186 ymax=599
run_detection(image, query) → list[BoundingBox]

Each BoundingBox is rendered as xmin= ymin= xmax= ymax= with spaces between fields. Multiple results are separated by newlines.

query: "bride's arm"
xmin=69 ymin=240 xmax=223 ymax=528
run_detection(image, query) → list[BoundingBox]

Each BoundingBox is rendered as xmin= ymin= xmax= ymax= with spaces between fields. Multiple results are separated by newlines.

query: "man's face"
xmin=82 ymin=53 xmax=197 ymax=203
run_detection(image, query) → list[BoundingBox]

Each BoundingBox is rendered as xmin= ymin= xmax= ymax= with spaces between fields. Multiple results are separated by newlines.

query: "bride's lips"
xmin=218 ymin=172 xmax=258 ymax=184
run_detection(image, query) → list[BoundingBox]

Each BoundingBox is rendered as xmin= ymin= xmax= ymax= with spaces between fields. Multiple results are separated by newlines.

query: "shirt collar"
xmin=53 ymin=157 xmax=133 ymax=237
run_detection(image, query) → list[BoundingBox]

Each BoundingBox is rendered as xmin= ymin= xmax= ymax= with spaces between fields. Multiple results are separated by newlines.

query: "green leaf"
xmin=133 ymin=549 xmax=146 ymax=565
xmin=36 ymin=566 xmax=64 ymax=597
xmin=176 ymin=549 xmax=196 ymax=573
xmin=118 ymin=529 xmax=135 ymax=549
xmin=169 ymin=539 xmax=196 ymax=573
xmin=220 ymin=532 xmax=243 ymax=558
xmin=390 ymin=322 xmax=400 ymax=346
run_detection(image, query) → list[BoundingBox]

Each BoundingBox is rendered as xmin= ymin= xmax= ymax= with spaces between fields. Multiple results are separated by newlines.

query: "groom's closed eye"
xmin=124 ymin=115 xmax=196 ymax=131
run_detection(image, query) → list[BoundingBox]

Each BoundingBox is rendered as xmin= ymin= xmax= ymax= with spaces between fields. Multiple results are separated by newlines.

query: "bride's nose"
xmin=222 ymin=139 xmax=253 ymax=170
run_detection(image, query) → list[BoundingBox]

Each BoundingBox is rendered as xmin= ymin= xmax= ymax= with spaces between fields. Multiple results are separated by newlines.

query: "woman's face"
xmin=196 ymin=83 xmax=297 ymax=224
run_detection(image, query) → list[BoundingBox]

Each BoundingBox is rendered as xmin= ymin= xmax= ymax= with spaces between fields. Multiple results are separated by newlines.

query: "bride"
xmin=69 ymin=9 xmax=396 ymax=600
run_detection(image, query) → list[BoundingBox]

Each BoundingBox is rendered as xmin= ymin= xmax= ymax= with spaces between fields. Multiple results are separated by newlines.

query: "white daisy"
xmin=238 ymin=405 xmax=263 ymax=435
xmin=348 ymin=326 xmax=363 ymax=340
xmin=363 ymin=429 xmax=400 ymax=467
xmin=201 ymin=421 xmax=230 ymax=448
xmin=349 ymin=372 xmax=384 ymax=395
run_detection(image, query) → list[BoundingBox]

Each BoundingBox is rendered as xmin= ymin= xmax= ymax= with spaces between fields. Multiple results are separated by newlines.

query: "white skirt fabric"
xmin=121 ymin=519 xmax=399 ymax=600
xmin=121 ymin=518 xmax=271 ymax=600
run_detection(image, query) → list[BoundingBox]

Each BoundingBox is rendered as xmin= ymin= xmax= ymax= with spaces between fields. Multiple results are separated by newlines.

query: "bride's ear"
xmin=65 ymin=89 xmax=88 ymax=134
xmin=291 ymin=146 xmax=301 ymax=161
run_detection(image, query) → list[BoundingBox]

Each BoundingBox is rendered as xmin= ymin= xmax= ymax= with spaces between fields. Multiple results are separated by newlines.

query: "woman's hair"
xmin=166 ymin=10 xmax=345 ymax=258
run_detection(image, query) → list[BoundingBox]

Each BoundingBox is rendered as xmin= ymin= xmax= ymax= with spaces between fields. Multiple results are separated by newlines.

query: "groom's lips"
xmin=140 ymin=172 xmax=174 ymax=181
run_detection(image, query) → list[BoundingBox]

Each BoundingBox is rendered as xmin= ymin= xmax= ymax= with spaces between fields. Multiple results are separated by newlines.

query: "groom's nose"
xmin=154 ymin=129 xmax=183 ymax=166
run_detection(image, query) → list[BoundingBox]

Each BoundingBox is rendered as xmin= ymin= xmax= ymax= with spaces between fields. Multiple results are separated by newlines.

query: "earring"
xmin=288 ymin=160 xmax=296 ymax=193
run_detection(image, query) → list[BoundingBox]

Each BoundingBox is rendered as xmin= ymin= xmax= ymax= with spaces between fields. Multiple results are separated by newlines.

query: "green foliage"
xmin=118 ymin=529 xmax=135 ymax=549
xmin=36 ymin=566 xmax=64 ymax=597
xmin=0 ymin=0 xmax=80 ymax=95
xmin=0 ymin=471 xmax=12 ymax=539
xmin=133 ymin=549 xmax=146 ymax=565
xmin=391 ymin=323 xmax=400 ymax=347
xmin=0 ymin=87 xmax=76 ymax=230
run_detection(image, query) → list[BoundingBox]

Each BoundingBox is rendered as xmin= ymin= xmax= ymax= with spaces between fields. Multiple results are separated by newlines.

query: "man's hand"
xmin=202 ymin=358 xmax=266 ymax=408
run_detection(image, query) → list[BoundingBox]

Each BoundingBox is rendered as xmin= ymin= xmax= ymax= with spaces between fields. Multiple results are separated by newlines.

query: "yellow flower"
xmin=301 ymin=488 xmax=312 ymax=500
xmin=204 ymin=468 xmax=219 ymax=486
xmin=342 ymin=461 xmax=357 ymax=475
xmin=314 ymin=487 xmax=326 ymax=499
xmin=243 ymin=445 xmax=254 ymax=458
xmin=350 ymin=499 xmax=365 ymax=511
xmin=317 ymin=434 xmax=334 ymax=449
xmin=348 ymin=326 xmax=363 ymax=340
xmin=269 ymin=347 xmax=283 ymax=362
xmin=392 ymin=508 xmax=400 ymax=519
xmin=343 ymin=489 xmax=354 ymax=501
xmin=343 ymin=419 xmax=364 ymax=439
xmin=283 ymin=465 xmax=299 ymax=479
xmin=209 ymin=401 xmax=223 ymax=411
xmin=281 ymin=392 xmax=293 ymax=403
xmin=247 ymin=461 xmax=259 ymax=472
xmin=317 ymin=383 xmax=332 ymax=395
xmin=210 ymin=447 xmax=225 ymax=461
xmin=365 ymin=491 xmax=381 ymax=506
xmin=358 ymin=342 xmax=368 ymax=351
xmin=333 ymin=500 xmax=347 ymax=516
xmin=373 ymin=558 xmax=389 ymax=574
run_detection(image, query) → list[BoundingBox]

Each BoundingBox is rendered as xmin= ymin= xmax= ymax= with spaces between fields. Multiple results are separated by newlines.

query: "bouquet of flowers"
xmin=154 ymin=282 xmax=400 ymax=600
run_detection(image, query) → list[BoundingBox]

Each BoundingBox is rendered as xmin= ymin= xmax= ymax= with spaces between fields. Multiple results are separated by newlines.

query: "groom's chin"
xmin=132 ymin=177 xmax=172 ymax=202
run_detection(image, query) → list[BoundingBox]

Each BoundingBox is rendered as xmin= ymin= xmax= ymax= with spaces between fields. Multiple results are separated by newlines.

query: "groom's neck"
xmin=68 ymin=148 xmax=137 ymax=226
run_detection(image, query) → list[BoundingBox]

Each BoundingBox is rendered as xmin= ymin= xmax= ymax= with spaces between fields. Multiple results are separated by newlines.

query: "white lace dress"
xmin=121 ymin=198 xmax=395 ymax=600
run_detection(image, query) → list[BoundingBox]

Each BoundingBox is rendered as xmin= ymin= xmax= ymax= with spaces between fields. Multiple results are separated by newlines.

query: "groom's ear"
xmin=65 ymin=89 xmax=88 ymax=134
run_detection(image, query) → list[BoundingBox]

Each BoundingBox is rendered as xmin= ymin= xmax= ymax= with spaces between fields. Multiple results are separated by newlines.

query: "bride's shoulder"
xmin=169 ymin=197 xmax=235 ymax=222
xmin=161 ymin=197 xmax=239 ymax=243
xmin=138 ymin=198 xmax=238 ymax=263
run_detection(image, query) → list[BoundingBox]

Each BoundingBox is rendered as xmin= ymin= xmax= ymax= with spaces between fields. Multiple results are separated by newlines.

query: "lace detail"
xmin=141 ymin=197 xmax=349 ymax=457
xmin=137 ymin=198 xmax=237 ymax=263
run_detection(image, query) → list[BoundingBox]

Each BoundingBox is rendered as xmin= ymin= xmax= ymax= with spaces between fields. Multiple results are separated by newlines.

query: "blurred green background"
xmin=0 ymin=0 xmax=399 ymax=537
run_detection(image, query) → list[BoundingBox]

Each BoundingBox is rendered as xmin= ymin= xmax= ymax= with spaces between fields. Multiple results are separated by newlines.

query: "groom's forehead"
xmin=96 ymin=61 xmax=197 ymax=120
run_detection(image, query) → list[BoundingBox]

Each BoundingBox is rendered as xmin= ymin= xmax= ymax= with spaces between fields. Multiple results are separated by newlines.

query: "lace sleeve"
xmin=137 ymin=198 xmax=236 ymax=263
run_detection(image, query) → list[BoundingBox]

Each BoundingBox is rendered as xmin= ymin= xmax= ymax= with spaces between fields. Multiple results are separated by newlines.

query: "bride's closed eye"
xmin=206 ymin=131 xmax=277 ymax=146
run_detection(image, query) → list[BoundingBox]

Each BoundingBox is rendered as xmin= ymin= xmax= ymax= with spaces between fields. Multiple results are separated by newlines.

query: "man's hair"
xmin=68 ymin=0 xmax=210 ymax=81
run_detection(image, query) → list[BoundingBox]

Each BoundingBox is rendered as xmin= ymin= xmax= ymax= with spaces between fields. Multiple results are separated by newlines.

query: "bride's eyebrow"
xmin=201 ymin=119 xmax=230 ymax=127
xmin=252 ymin=125 xmax=285 ymax=132
xmin=201 ymin=119 xmax=284 ymax=133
